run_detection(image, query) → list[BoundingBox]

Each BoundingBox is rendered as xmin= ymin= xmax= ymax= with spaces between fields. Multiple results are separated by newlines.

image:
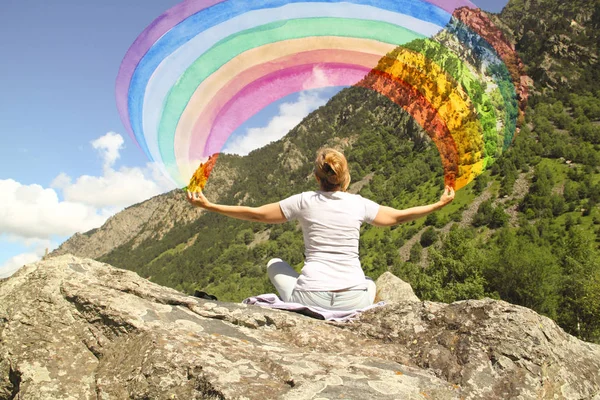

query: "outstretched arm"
xmin=186 ymin=191 xmax=287 ymax=224
xmin=371 ymin=186 xmax=455 ymax=227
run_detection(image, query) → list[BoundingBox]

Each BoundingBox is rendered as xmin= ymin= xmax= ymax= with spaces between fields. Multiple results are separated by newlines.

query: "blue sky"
xmin=0 ymin=0 xmax=509 ymax=277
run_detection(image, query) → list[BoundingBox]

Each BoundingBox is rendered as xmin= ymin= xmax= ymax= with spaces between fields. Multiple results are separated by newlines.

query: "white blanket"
xmin=243 ymin=293 xmax=385 ymax=322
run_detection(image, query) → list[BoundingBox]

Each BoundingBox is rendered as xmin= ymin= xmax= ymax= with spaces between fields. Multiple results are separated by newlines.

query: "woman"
xmin=187 ymin=148 xmax=455 ymax=311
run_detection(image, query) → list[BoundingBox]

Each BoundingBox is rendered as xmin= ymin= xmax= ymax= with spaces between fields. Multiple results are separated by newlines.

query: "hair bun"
xmin=314 ymin=148 xmax=351 ymax=191
xmin=323 ymin=162 xmax=335 ymax=175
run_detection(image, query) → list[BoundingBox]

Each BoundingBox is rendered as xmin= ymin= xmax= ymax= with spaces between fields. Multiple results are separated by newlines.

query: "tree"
xmin=555 ymin=228 xmax=600 ymax=342
xmin=473 ymin=174 xmax=489 ymax=194
xmin=563 ymin=180 xmax=581 ymax=203
xmin=489 ymin=207 xmax=509 ymax=228
xmin=236 ymin=229 xmax=255 ymax=245
xmin=472 ymin=199 xmax=494 ymax=227
xmin=420 ymin=227 xmax=438 ymax=247
xmin=409 ymin=242 xmax=422 ymax=263
xmin=424 ymin=213 xmax=438 ymax=227
xmin=581 ymin=270 xmax=600 ymax=342
xmin=412 ymin=227 xmax=488 ymax=303
xmin=484 ymin=229 xmax=561 ymax=319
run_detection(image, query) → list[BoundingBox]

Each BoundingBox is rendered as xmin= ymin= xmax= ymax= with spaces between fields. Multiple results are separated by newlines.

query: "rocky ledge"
xmin=0 ymin=255 xmax=599 ymax=399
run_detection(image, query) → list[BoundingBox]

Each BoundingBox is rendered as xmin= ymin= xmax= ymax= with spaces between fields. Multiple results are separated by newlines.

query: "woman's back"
xmin=280 ymin=190 xmax=379 ymax=291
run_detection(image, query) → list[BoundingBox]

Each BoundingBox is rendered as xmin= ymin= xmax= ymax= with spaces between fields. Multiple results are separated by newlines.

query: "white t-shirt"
xmin=279 ymin=190 xmax=380 ymax=291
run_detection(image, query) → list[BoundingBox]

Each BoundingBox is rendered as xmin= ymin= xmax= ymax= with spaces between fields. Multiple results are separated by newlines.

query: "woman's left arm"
xmin=371 ymin=186 xmax=455 ymax=227
xmin=186 ymin=191 xmax=287 ymax=224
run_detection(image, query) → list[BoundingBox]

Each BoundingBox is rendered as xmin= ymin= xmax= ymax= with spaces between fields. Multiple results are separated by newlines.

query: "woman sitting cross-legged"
xmin=186 ymin=147 xmax=454 ymax=311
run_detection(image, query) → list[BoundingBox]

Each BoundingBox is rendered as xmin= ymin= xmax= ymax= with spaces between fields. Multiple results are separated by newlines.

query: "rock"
xmin=1 ymin=255 xmax=599 ymax=399
xmin=348 ymin=300 xmax=600 ymax=400
xmin=374 ymin=272 xmax=420 ymax=303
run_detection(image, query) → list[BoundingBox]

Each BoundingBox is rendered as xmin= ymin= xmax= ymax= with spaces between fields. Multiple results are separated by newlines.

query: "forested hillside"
xmin=56 ymin=0 xmax=600 ymax=343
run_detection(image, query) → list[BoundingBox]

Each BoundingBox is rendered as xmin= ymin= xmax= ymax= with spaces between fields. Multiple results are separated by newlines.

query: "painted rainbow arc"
xmin=116 ymin=0 xmax=525 ymax=190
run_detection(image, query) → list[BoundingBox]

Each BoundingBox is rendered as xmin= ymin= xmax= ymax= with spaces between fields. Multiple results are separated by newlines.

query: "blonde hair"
xmin=314 ymin=148 xmax=351 ymax=192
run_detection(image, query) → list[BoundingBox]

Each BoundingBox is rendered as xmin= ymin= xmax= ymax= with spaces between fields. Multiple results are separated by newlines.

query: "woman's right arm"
xmin=371 ymin=186 xmax=455 ymax=227
xmin=186 ymin=191 xmax=288 ymax=224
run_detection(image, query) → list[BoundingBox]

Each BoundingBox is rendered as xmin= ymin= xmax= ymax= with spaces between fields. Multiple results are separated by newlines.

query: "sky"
xmin=0 ymin=0 xmax=509 ymax=278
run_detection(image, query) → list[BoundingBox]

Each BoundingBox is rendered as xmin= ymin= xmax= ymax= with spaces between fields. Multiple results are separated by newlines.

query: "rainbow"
xmin=116 ymin=0 xmax=525 ymax=190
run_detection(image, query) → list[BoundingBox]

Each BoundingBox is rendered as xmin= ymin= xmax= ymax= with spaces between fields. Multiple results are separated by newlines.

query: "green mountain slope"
xmin=54 ymin=0 xmax=600 ymax=343
xmin=99 ymin=86 xmax=446 ymax=300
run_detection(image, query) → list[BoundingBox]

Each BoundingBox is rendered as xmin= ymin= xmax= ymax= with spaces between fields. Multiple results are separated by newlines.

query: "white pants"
xmin=266 ymin=258 xmax=376 ymax=311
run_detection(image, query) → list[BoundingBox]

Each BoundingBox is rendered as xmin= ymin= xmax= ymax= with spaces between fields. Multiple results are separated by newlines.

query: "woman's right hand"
xmin=186 ymin=191 xmax=212 ymax=209
xmin=439 ymin=186 xmax=455 ymax=206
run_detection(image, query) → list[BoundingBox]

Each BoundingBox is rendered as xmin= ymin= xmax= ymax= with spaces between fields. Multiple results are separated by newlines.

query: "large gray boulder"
xmin=1 ymin=255 xmax=599 ymax=399
xmin=374 ymin=271 xmax=420 ymax=303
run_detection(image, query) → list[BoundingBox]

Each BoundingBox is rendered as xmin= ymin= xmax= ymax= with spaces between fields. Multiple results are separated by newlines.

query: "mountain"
xmin=498 ymin=0 xmax=600 ymax=92
xmin=1 ymin=255 xmax=599 ymax=399
xmin=50 ymin=0 xmax=600 ymax=344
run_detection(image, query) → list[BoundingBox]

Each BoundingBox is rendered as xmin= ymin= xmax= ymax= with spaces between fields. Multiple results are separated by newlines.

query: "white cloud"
xmin=223 ymin=66 xmax=332 ymax=156
xmin=0 ymin=238 xmax=54 ymax=278
xmin=0 ymin=252 xmax=40 ymax=278
xmin=0 ymin=179 xmax=108 ymax=239
xmin=52 ymin=164 xmax=174 ymax=209
xmin=1 ymin=132 xmax=177 ymax=240
xmin=50 ymin=132 xmax=177 ymax=209
xmin=92 ymin=131 xmax=124 ymax=170
xmin=5 ymin=236 xmax=54 ymax=250
xmin=1 ymin=132 xmax=178 ymax=278
xmin=51 ymin=172 xmax=71 ymax=188
xmin=302 ymin=65 xmax=330 ymax=90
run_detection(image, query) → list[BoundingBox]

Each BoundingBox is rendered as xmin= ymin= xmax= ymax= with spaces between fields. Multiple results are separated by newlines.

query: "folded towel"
xmin=243 ymin=293 xmax=385 ymax=322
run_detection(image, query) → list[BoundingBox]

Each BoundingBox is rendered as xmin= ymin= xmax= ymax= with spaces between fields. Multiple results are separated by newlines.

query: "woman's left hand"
xmin=186 ymin=190 xmax=212 ymax=209
xmin=439 ymin=185 xmax=455 ymax=206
